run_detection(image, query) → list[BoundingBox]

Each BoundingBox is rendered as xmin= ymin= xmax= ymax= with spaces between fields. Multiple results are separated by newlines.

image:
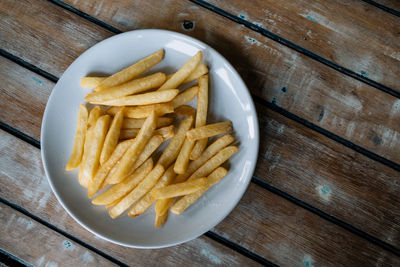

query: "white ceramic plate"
xmin=41 ymin=29 xmax=259 ymax=248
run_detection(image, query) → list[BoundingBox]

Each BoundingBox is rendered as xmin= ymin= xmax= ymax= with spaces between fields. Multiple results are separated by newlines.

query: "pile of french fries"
xmin=65 ymin=49 xmax=238 ymax=228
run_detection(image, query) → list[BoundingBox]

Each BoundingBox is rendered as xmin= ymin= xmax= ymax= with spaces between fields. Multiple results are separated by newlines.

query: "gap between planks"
xmin=360 ymin=0 xmax=400 ymax=16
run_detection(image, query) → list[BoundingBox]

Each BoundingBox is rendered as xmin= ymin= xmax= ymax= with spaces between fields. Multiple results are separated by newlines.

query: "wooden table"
xmin=1 ymin=0 xmax=399 ymax=266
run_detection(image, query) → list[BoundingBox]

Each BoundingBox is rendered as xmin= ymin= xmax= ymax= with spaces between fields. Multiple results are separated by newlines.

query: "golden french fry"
xmin=99 ymin=107 xmax=124 ymax=165
xmin=158 ymin=51 xmax=202 ymax=91
xmin=166 ymin=63 xmax=208 ymax=84
xmin=171 ymin=167 xmax=228 ymax=214
xmin=189 ymin=146 xmax=238 ymax=180
xmin=105 ymin=197 xmax=122 ymax=210
xmin=128 ymin=165 xmax=176 ymax=217
xmin=174 ymin=134 xmax=235 ymax=184
xmin=107 ymin=103 xmax=173 ymax=118
xmin=190 ymin=75 xmax=209 ymax=160
xmin=154 ymin=212 xmax=168 ymax=228
xmin=81 ymin=77 xmax=105 ymax=88
xmin=186 ymin=121 xmax=232 ymax=141
xmin=122 ymin=117 xmax=173 ymax=129
xmin=152 ymin=178 xmax=207 ymax=200
xmin=170 ymin=86 xmax=199 ymax=108
xmin=87 ymin=139 xmax=134 ymax=198
xmin=174 ymin=105 xmax=196 ymax=117
xmin=96 ymin=49 xmax=164 ymax=90
xmin=92 ymin=158 xmax=153 ymax=205
xmin=85 ymin=73 xmax=166 ymax=102
xmin=155 ymin=198 xmax=175 ymax=216
xmin=119 ymin=125 xmax=174 ymax=140
xmin=80 ymin=115 xmax=111 ymax=187
xmin=158 ymin=116 xmax=193 ymax=168
xmin=79 ymin=106 xmax=103 ymax=187
xmin=66 ymin=104 xmax=88 ymax=170
xmin=174 ymin=137 xmax=195 ymax=174
xmin=109 ymin=164 xmax=165 ymax=218
xmin=132 ymin=135 xmax=164 ymax=170
xmin=90 ymin=89 xmax=179 ymax=106
xmin=108 ymin=111 xmax=157 ymax=184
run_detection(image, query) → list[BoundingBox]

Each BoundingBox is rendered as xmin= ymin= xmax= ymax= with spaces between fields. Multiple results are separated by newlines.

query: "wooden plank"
xmin=205 ymin=0 xmax=400 ymax=92
xmin=0 ymin=203 xmax=115 ymax=267
xmin=2 ymin=0 xmax=399 ymax=165
xmin=373 ymin=0 xmax=400 ymax=11
xmin=3 ymin=40 xmax=400 ymax=250
xmin=254 ymin=103 xmax=400 ymax=247
xmin=1 ymin=130 xmax=399 ymax=266
xmin=0 ymin=57 xmax=51 ymax=141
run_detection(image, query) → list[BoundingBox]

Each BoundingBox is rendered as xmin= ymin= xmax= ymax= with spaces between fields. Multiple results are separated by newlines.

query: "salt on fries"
xmin=66 ymin=49 xmax=239 ymax=228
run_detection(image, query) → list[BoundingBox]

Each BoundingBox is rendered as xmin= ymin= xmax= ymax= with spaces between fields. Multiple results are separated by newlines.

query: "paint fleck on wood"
xmin=316 ymin=185 xmax=332 ymax=201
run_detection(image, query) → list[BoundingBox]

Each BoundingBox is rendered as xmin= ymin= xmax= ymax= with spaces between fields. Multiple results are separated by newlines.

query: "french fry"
xmin=154 ymin=212 xmax=168 ymax=228
xmin=85 ymin=73 xmax=166 ymax=102
xmin=132 ymin=135 xmax=164 ymax=170
xmin=109 ymin=164 xmax=165 ymax=218
xmin=174 ymin=105 xmax=196 ymax=117
xmin=190 ymin=75 xmax=209 ymax=160
xmin=87 ymin=139 xmax=134 ymax=198
xmin=92 ymin=158 xmax=153 ymax=205
xmin=158 ymin=51 xmax=202 ymax=90
xmin=155 ymin=198 xmax=175 ymax=216
xmin=107 ymin=103 xmax=173 ymax=118
xmin=188 ymin=146 xmax=238 ymax=180
xmin=108 ymin=111 xmax=157 ymax=184
xmin=186 ymin=121 xmax=232 ymax=141
xmin=105 ymin=197 xmax=122 ymax=210
xmin=81 ymin=115 xmax=111 ymax=187
xmin=119 ymin=125 xmax=174 ymax=140
xmin=90 ymin=89 xmax=179 ymax=106
xmin=174 ymin=137 xmax=195 ymax=174
xmin=79 ymin=106 xmax=103 ymax=187
xmin=122 ymin=117 xmax=173 ymax=129
xmin=96 ymin=49 xmax=164 ymax=90
xmin=171 ymin=167 xmax=228 ymax=214
xmin=174 ymin=134 xmax=235 ymax=184
xmin=128 ymin=165 xmax=176 ymax=217
xmin=100 ymin=107 xmax=124 ymax=165
xmin=66 ymin=104 xmax=88 ymax=170
xmin=158 ymin=116 xmax=193 ymax=168
xmin=170 ymin=86 xmax=199 ymax=108
xmin=152 ymin=178 xmax=207 ymax=200
xmin=81 ymin=77 xmax=105 ymax=88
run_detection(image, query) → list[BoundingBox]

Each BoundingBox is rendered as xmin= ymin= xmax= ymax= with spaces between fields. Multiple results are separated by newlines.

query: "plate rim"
xmin=40 ymin=29 xmax=260 ymax=249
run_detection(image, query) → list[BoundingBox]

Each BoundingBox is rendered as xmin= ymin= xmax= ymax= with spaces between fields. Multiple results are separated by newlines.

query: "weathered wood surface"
xmin=206 ymin=0 xmax=400 ymax=92
xmin=0 ymin=130 xmax=259 ymax=266
xmin=2 ymin=0 xmax=399 ymax=165
xmin=0 ymin=57 xmax=51 ymax=141
xmin=1 ymin=130 xmax=399 ymax=266
xmin=373 ymin=0 xmax=400 ymax=11
xmin=0 ymin=203 xmax=115 ymax=267
xmin=3 ymin=47 xmax=400 ymax=249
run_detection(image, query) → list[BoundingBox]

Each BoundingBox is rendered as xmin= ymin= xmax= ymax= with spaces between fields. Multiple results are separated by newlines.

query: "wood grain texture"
xmin=3 ymin=43 xmax=400 ymax=250
xmin=0 ymin=57 xmax=51 ymax=140
xmin=206 ymin=0 xmax=400 ymax=91
xmin=2 ymin=0 xmax=399 ymax=165
xmin=0 ymin=130 xmax=259 ymax=266
xmin=373 ymin=0 xmax=400 ymax=11
xmin=0 ymin=203 xmax=115 ymax=267
xmin=1 ymin=130 xmax=399 ymax=266
xmin=254 ymin=103 xmax=400 ymax=248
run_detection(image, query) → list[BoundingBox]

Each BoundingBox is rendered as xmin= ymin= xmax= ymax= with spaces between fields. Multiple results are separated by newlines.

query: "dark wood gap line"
xmin=46 ymin=0 xmax=400 ymax=99
xmin=204 ymin=232 xmax=279 ymax=266
xmin=0 ymin=198 xmax=130 ymax=267
xmin=0 ymin=248 xmax=33 ymax=267
xmin=0 ymin=120 xmax=274 ymax=267
xmin=188 ymin=0 xmax=400 ymax=99
xmin=0 ymin=49 xmax=59 ymax=83
xmin=0 ymin=122 xmax=41 ymax=149
xmin=251 ymin=177 xmax=400 ymax=257
xmin=253 ymin=95 xmax=400 ymax=172
xmin=361 ymin=0 xmax=400 ymax=16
